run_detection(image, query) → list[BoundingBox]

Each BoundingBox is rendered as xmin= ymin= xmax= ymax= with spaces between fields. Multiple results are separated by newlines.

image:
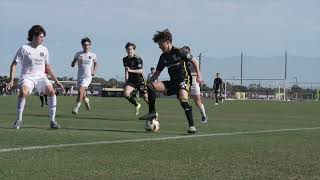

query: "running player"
xmin=182 ymin=46 xmax=208 ymax=123
xmin=123 ymin=42 xmax=148 ymax=115
xmin=6 ymin=25 xmax=64 ymax=129
xmin=142 ymin=29 xmax=202 ymax=134
xmin=71 ymin=37 xmax=98 ymax=114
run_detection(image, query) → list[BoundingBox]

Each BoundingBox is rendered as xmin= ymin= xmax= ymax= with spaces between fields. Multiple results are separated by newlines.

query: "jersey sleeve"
xmin=156 ymin=55 xmax=165 ymax=72
xmin=136 ymin=58 xmax=143 ymax=69
xmin=123 ymin=58 xmax=128 ymax=67
xmin=13 ymin=47 xmax=24 ymax=63
xmin=45 ymin=49 xmax=49 ymax=64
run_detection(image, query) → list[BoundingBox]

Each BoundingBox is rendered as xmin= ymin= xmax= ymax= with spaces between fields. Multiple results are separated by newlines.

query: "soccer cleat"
xmin=13 ymin=120 xmax=22 ymax=129
xmin=201 ymin=116 xmax=208 ymax=123
xmin=50 ymin=121 xmax=61 ymax=129
xmin=138 ymin=112 xmax=158 ymax=120
xmin=72 ymin=107 xmax=78 ymax=115
xmin=84 ymin=97 xmax=90 ymax=111
xmin=214 ymin=103 xmax=219 ymax=106
xmin=187 ymin=126 xmax=197 ymax=134
xmin=135 ymin=103 xmax=141 ymax=116
xmin=144 ymin=120 xmax=152 ymax=132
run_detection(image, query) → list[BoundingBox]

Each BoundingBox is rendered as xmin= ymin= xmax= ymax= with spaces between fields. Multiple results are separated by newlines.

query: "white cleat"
xmin=13 ymin=120 xmax=22 ymax=129
xmin=201 ymin=116 xmax=208 ymax=123
xmin=72 ymin=108 xmax=78 ymax=115
xmin=84 ymin=98 xmax=90 ymax=111
xmin=187 ymin=126 xmax=197 ymax=134
xmin=214 ymin=103 xmax=219 ymax=106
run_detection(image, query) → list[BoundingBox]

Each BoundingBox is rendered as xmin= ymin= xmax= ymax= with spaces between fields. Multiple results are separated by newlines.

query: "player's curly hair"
xmin=81 ymin=37 xmax=91 ymax=45
xmin=27 ymin=25 xmax=46 ymax=42
xmin=125 ymin=42 xmax=136 ymax=50
xmin=152 ymin=29 xmax=172 ymax=43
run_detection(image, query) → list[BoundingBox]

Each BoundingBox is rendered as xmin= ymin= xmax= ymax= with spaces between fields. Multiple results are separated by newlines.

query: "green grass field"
xmin=0 ymin=95 xmax=319 ymax=180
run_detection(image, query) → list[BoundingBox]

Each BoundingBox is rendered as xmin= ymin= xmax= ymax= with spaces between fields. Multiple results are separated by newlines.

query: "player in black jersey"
xmin=213 ymin=73 xmax=224 ymax=105
xmin=140 ymin=29 xmax=202 ymax=134
xmin=123 ymin=42 xmax=148 ymax=115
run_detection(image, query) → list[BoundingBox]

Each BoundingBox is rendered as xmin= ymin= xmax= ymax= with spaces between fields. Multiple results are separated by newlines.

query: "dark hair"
xmin=152 ymin=29 xmax=172 ymax=43
xmin=81 ymin=37 xmax=91 ymax=45
xmin=27 ymin=25 xmax=46 ymax=42
xmin=216 ymin=73 xmax=220 ymax=76
xmin=151 ymin=67 xmax=155 ymax=71
xmin=125 ymin=42 xmax=136 ymax=50
xmin=182 ymin=46 xmax=191 ymax=53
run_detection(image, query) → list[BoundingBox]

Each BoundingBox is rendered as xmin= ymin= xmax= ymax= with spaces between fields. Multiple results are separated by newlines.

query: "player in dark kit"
xmin=123 ymin=42 xmax=148 ymax=116
xmin=213 ymin=73 xmax=224 ymax=105
xmin=140 ymin=29 xmax=202 ymax=134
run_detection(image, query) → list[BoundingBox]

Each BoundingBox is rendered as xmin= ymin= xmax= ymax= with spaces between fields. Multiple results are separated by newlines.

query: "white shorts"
xmin=190 ymin=82 xmax=201 ymax=96
xmin=77 ymin=76 xmax=92 ymax=88
xmin=18 ymin=76 xmax=51 ymax=95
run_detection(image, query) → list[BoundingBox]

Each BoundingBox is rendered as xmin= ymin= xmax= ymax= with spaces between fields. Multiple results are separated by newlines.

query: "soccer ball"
xmin=147 ymin=118 xmax=160 ymax=132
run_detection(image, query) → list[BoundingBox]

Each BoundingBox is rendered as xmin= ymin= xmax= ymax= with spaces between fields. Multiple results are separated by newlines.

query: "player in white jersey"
xmin=71 ymin=37 xmax=98 ymax=114
xmin=182 ymin=46 xmax=208 ymax=123
xmin=6 ymin=25 xmax=64 ymax=129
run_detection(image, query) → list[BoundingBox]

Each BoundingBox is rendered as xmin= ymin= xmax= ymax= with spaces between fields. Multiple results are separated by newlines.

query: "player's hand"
xmin=56 ymin=81 xmax=64 ymax=92
xmin=91 ymin=71 xmax=95 ymax=76
xmin=196 ymin=76 xmax=203 ymax=85
xmin=6 ymin=81 xmax=14 ymax=90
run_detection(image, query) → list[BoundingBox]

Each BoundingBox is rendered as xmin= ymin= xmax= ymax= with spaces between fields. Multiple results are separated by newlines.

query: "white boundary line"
xmin=1 ymin=126 xmax=320 ymax=153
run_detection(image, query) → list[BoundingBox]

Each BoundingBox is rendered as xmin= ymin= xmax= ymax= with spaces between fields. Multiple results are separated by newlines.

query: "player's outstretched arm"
xmin=46 ymin=64 xmax=64 ymax=91
xmin=191 ymin=58 xmax=203 ymax=84
xmin=71 ymin=58 xmax=78 ymax=67
xmin=7 ymin=61 xmax=17 ymax=90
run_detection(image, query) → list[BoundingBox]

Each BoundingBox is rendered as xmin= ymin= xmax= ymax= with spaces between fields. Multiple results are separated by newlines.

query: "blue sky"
xmin=0 ymin=0 xmax=319 ymax=85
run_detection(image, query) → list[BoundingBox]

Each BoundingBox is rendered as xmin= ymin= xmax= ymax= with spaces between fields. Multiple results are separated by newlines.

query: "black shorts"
xmin=163 ymin=79 xmax=191 ymax=96
xmin=126 ymin=80 xmax=147 ymax=94
xmin=214 ymin=89 xmax=222 ymax=94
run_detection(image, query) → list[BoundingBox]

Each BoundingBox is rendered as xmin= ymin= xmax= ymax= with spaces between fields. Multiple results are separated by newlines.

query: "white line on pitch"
xmin=1 ymin=126 xmax=320 ymax=153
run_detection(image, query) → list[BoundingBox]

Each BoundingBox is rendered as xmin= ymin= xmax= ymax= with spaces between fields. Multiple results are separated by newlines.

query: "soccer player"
xmin=142 ymin=29 xmax=202 ymax=134
xmin=123 ymin=42 xmax=148 ymax=115
xmin=147 ymin=67 xmax=157 ymax=82
xmin=71 ymin=37 xmax=98 ymax=115
xmin=6 ymin=25 xmax=64 ymax=129
xmin=182 ymin=46 xmax=208 ymax=123
xmin=213 ymin=73 xmax=224 ymax=105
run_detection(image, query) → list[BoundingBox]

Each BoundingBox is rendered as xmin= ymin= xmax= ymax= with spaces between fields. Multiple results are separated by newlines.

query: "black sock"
xmin=40 ymin=96 xmax=44 ymax=106
xmin=125 ymin=95 xmax=138 ymax=106
xmin=147 ymin=85 xmax=156 ymax=113
xmin=44 ymin=95 xmax=48 ymax=105
xmin=180 ymin=101 xmax=194 ymax=127
xmin=215 ymin=94 xmax=218 ymax=103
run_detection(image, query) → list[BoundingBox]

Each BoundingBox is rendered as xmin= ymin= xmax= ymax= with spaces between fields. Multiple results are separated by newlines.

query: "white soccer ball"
xmin=148 ymin=118 xmax=160 ymax=132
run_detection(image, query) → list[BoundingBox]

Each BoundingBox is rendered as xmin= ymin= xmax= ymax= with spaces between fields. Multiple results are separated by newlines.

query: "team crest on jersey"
xmin=40 ymin=52 xmax=44 ymax=57
xmin=89 ymin=56 xmax=92 ymax=59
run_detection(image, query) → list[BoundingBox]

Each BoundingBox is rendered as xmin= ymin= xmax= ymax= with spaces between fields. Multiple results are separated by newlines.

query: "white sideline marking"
xmin=1 ymin=127 xmax=320 ymax=153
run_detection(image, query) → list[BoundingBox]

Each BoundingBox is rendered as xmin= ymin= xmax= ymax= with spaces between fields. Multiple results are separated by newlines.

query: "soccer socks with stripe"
xmin=48 ymin=96 xmax=57 ymax=122
xmin=16 ymin=98 xmax=26 ymax=122
xmin=180 ymin=101 xmax=194 ymax=127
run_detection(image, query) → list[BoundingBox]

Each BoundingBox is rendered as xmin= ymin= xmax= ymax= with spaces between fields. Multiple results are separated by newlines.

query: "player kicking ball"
xmin=71 ymin=37 xmax=98 ymax=115
xmin=123 ymin=42 xmax=148 ymax=115
xmin=6 ymin=25 xmax=64 ymax=129
xmin=141 ymin=29 xmax=202 ymax=134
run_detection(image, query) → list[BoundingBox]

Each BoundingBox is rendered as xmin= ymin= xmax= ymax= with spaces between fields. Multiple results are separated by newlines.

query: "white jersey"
xmin=73 ymin=51 xmax=97 ymax=79
xmin=13 ymin=43 xmax=49 ymax=79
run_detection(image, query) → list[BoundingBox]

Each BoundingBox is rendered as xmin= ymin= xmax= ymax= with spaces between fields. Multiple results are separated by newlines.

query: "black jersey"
xmin=214 ymin=78 xmax=223 ymax=89
xmin=156 ymin=47 xmax=192 ymax=82
xmin=123 ymin=55 xmax=144 ymax=82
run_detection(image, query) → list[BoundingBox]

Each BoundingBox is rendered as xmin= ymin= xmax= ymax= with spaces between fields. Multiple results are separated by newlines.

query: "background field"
xmin=0 ymin=96 xmax=319 ymax=180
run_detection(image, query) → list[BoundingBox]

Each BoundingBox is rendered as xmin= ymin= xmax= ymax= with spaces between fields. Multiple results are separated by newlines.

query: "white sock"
xmin=48 ymin=96 xmax=57 ymax=122
xmin=198 ymin=104 xmax=207 ymax=117
xmin=84 ymin=97 xmax=89 ymax=103
xmin=75 ymin=102 xmax=81 ymax=109
xmin=16 ymin=98 xmax=26 ymax=122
